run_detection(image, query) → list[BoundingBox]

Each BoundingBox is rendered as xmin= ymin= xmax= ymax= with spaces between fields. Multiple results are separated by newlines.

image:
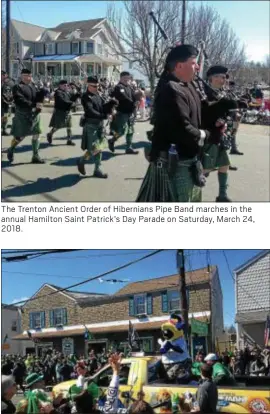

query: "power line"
xmin=9 ymin=250 xmax=164 ymax=306
xmin=1 ymin=249 xmax=82 ymax=262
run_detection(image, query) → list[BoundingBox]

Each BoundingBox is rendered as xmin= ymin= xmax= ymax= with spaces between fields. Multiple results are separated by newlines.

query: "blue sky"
xmin=1 ymin=249 xmax=264 ymax=326
xmin=10 ymin=0 xmax=269 ymax=62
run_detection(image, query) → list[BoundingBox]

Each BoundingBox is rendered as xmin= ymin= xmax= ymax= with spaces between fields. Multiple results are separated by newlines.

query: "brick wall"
xmin=22 ymin=284 xmax=211 ymax=330
xmin=22 ymin=286 xmax=81 ymax=331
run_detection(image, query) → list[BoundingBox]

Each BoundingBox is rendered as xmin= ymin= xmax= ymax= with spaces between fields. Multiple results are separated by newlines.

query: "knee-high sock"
xmin=32 ymin=135 xmax=40 ymax=156
xmin=94 ymin=152 xmax=102 ymax=171
xmin=126 ymin=133 xmax=133 ymax=149
xmin=218 ymin=172 xmax=228 ymax=197
xmin=67 ymin=128 xmax=72 ymax=139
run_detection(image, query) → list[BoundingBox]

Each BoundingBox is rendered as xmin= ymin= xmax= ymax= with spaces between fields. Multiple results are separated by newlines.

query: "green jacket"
xmin=191 ymin=362 xmax=203 ymax=377
xmin=213 ymin=362 xmax=236 ymax=385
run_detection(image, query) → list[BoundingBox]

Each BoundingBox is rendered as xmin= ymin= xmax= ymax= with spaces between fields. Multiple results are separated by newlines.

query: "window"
xmin=140 ymin=337 xmax=153 ymax=352
xmin=86 ymin=42 xmax=94 ymax=54
xmin=87 ymin=64 xmax=94 ymax=75
xmin=11 ymin=320 xmax=17 ymax=332
xmin=29 ymin=312 xmax=45 ymax=329
xmin=45 ymin=43 xmax=54 ymax=55
xmin=134 ymin=294 xmax=146 ymax=315
xmin=49 ymin=308 xmax=67 ymax=326
xmin=72 ymin=42 xmax=79 ymax=54
xmin=97 ymin=43 xmax=103 ymax=55
xmin=168 ymin=290 xmax=180 ymax=311
xmin=97 ymin=64 xmax=102 ymax=75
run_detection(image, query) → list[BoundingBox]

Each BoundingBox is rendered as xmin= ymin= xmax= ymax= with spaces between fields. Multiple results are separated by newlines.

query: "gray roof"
xmin=48 ymin=284 xmax=106 ymax=300
xmin=234 ymin=250 xmax=270 ymax=274
xmin=11 ymin=19 xmax=46 ymax=41
xmin=2 ymin=303 xmax=19 ymax=310
xmin=48 ymin=18 xmax=105 ymax=40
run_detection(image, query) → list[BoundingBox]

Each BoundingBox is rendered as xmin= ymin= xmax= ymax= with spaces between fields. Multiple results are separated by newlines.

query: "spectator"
xmin=1 ymin=375 xmax=17 ymax=413
xmin=192 ymin=364 xmax=218 ymax=414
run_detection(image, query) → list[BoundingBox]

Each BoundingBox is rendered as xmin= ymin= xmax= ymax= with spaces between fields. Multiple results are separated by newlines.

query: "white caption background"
xmin=1 ymin=203 xmax=269 ymax=249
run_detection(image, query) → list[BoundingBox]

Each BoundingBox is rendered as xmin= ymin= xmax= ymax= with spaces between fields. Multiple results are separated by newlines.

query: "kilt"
xmin=171 ymin=158 xmax=202 ymax=202
xmin=110 ymin=112 xmax=134 ymax=137
xmin=136 ymin=159 xmax=176 ymax=202
xmin=49 ymin=109 xmax=72 ymax=129
xmin=202 ymin=143 xmax=230 ymax=170
xmin=81 ymin=121 xmax=107 ymax=153
xmin=11 ymin=108 xmax=42 ymax=137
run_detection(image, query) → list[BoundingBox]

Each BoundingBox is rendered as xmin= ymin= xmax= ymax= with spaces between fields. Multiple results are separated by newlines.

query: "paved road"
xmin=1 ymin=113 xmax=269 ymax=202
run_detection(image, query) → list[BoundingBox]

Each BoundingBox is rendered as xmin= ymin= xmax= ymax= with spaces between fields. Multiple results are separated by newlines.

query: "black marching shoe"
xmin=94 ymin=169 xmax=108 ymax=179
xmin=32 ymin=155 xmax=45 ymax=164
xmin=229 ymin=165 xmax=238 ymax=171
xmin=77 ymin=158 xmax=86 ymax=176
xmin=216 ymin=195 xmax=232 ymax=202
xmin=230 ymin=149 xmax=244 ymax=155
xmin=108 ymin=138 xmax=115 ymax=153
xmin=66 ymin=139 xmax=75 ymax=146
xmin=47 ymin=132 xmax=53 ymax=144
xmin=7 ymin=148 xmax=14 ymax=163
xmin=126 ymin=148 xmax=139 ymax=155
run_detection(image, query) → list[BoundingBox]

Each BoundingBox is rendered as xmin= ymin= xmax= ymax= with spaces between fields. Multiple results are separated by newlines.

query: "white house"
xmin=9 ymin=17 xmax=125 ymax=82
xmin=1 ymin=304 xmax=34 ymax=355
xmin=235 ymin=250 xmax=270 ymax=348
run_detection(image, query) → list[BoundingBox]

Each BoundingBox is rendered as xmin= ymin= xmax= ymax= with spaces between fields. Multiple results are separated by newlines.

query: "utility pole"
xmin=6 ymin=0 xmax=11 ymax=75
xmin=177 ymin=250 xmax=189 ymax=340
xmin=181 ymin=0 xmax=187 ymax=44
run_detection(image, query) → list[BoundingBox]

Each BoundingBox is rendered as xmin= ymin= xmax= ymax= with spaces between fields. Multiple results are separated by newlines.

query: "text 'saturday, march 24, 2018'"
xmin=1 ymin=204 xmax=268 ymax=248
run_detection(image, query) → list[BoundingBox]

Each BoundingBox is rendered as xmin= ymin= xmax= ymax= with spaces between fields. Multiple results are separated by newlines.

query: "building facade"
xmin=8 ymin=18 xmax=124 ymax=82
xmin=235 ymin=250 xmax=270 ymax=348
xmin=14 ymin=267 xmax=224 ymax=358
xmin=1 ymin=304 xmax=34 ymax=355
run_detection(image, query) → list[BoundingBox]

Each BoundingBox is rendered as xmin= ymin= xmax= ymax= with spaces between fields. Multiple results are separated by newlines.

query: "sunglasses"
xmin=88 ymin=84 xmax=98 ymax=88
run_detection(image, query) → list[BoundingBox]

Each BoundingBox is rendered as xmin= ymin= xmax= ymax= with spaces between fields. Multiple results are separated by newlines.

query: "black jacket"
xmin=196 ymin=378 xmax=218 ymax=413
xmin=1 ymin=398 xmax=16 ymax=414
xmin=151 ymin=73 xmax=209 ymax=159
xmin=81 ymin=91 xmax=107 ymax=120
xmin=12 ymin=82 xmax=45 ymax=109
xmin=111 ymin=82 xmax=136 ymax=114
xmin=54 ymin=88 xmax=78 ymax=111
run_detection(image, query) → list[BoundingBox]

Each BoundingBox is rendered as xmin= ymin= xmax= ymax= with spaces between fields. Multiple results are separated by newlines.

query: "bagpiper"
xmin=108 ymin=71 xmax=139 ymax=155
xmin=1 ymin=70 xmax=15 ymax=135
xmin=7 ymin=68 xmax=46 ymax=164
xmin=77 ymin=76 xmax=118 ymax=178
xmin=47 ymin=80 xmax=81 ymax=146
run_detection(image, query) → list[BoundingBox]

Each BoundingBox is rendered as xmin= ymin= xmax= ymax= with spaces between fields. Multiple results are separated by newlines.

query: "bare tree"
xmin=107 ymin=0 xmax=185 ymax=92
xmin=1 ymin=0 xmax=16 ymax=75
xmin=107 ymin=0 xmax=247 ymax=89
xmin=185 ymin=3 xmax=246 ymax=75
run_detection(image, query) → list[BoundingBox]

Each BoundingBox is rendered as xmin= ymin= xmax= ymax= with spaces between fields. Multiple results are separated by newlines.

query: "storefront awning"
xmin=13 ymin=316 xmax=209 ymax=341
xmin=33 ymin=55 xmax=77 ymax=62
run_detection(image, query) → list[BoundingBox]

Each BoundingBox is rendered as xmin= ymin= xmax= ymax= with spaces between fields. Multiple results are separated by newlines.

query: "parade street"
xmin=1 ymin=113 xmax=269 ymax=202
